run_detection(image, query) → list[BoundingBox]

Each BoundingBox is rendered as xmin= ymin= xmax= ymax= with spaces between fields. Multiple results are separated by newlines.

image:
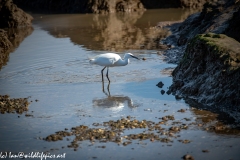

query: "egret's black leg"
xmin=101 ymin=66 xmax=106 ymax=82
xmin=106 ymin=67 xmax=110 ymax=83
xmin=107 ymin=82 xmax=111 ymax=96
xmin=102 ymin=79 xmax=110 ymax=96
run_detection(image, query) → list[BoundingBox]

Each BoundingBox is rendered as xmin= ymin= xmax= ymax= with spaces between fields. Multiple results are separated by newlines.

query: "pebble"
xmin=183 ymin=154 xmax=194 ymax=160
xmin=156 ymin=81 xmax=164 ymax=88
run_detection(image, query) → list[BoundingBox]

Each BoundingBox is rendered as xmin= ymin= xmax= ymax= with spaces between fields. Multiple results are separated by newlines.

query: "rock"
xmin=224 ymin=5 xmax=240 ymax=42
xmin=156 ymin=81 xmax=164 ymax=88
xmin=164 ymin=0 xmax=240 ymax=64
xmin=160 ymin=90 xmax=165 ymax=95
xmin=0 ymin=95 xmax=30 ymax=114
xmin=182 ymin=154 xmax=194 ymax=160
xmin=0 ymin=0 xmax=33 ymax=28
xmin=0 ymin=0 xmax=33 ymax=69
xmin=0 ymin=27 xmax=33 ymax=69
xmin=0 ymin=29 xmax=12 ymax=52
xmin=170 ymin=33 xmax=240 ymax=122
xmin=176 ymin=0 xmax=240 ymax=46
xmin=13 ymin=0 xmax=214 ymax=13
xmin=13 ymin=0 xmax=145 ymax=14
xmin=202 ymin=149 xmax=209 ymax=153
xmin=166 ymin=90 xmax=171 ymax=95
xmin=0 ymin=29 xmax=12 ymax=69
xmin=141 ymin=0 xmax=214 ymax=9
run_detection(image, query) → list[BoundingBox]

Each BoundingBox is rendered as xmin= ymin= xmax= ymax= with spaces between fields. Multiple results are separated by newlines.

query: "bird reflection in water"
xmin=92 ymin=82 xmax=138 ymax=112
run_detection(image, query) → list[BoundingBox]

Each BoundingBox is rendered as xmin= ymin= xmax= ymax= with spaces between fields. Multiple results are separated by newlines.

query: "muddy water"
xmin=0 ymin=9 xmax=240 ymax=160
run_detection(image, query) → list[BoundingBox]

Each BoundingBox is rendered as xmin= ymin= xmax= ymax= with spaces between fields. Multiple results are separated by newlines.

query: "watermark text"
xmin=0 ymin=152 xmax=66 ymax=160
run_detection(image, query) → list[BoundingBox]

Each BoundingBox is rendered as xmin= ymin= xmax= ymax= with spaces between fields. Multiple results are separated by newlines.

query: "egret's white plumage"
xmin=89 ymin=53 xmax=139 ymax=82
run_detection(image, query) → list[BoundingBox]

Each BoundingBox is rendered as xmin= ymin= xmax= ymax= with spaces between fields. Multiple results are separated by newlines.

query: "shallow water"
xmin=0 ymin=9 xmax=240 ymax=160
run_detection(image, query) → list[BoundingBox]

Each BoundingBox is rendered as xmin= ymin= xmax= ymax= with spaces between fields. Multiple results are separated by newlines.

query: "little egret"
xmin=89 ymin=53 xmax=139 ymax=82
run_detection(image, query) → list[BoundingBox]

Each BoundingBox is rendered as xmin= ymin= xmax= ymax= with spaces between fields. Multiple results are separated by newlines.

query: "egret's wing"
xmin=94 ymin=53 xmax=120 ymax=66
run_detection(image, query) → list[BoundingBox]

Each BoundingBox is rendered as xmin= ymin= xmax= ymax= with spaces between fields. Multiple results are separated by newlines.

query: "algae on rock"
xmin=170 ymin=33 xmax=240 ymax=123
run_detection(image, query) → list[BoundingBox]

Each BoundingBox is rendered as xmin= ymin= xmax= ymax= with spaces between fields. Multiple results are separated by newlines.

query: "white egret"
xmin=89 ymin=53 xmax=139 ymax=82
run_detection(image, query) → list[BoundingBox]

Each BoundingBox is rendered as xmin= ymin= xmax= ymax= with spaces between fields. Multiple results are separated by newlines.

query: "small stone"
xmin=166 ymin=90 xmax=171 ymax=95
xmin=182 ymin=154 xmax=194 ymax=160
xmin=156 ymin=81 xmax=164 ymax=88
xmin=161 ymin=90 xmax=165 ymax=95
xmin=177 ymin=109 xmax=186 ymax=113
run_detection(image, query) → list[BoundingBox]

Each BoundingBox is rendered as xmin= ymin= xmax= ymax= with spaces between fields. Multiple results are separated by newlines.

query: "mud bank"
xmin=0 ymin=0 xmax=32 ymax=28
xmin=0 ymin=27 xmax=33 ymax=69
xmin=163 ymin=0 xmax=240 ymax=63
xmin=160 ymin=0 xmax=240 ymax=124
xmin=0 ymin=0 xmax=33 ymax=69
xmin=169 ymin=33 xmax=240 ymax=124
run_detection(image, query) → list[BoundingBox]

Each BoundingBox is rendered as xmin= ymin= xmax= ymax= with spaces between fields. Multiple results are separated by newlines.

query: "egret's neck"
xmin=117 ymin=57 xmax=130 ymax=66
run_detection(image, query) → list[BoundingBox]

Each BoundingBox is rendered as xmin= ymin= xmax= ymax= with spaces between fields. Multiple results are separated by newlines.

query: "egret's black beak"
xmin=130 ymin=55 xmax=140 ymax=60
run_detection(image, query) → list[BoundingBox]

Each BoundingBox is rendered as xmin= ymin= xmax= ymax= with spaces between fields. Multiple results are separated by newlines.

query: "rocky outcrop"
xmin=224 ymin=6 xmax=240 ymax=42
xmin=141 ymin=0 xmax=214 ymax=9
xmin=0 ymin=29 xmax=12 ymax=68
xmin=0 ymin=0 xmax=33 ymax=69
xmin=169 ymin=33 xmax=240 ymax=122
xmin=0 ymin=0 xmax=33 ymax=28
xmin=162 ymin=0 xmax=240 ymax=124
xmin=13 ymin=0 xmax=216 ymax=13
xmin=176 ymin=0 xmax=240 ymax=46
xmin=0 ymin=27 xmax=33 ymax=69
xmin=13 ymin=0 xmax=145 ymax=14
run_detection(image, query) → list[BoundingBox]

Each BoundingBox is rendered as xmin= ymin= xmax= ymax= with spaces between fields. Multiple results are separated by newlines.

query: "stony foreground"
xmin=0 ymin=95 xmax=30 ymax=114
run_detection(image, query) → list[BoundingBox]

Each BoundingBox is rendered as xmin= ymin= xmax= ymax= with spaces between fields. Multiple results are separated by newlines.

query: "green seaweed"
xmin=179 ymin=33 xmax=240 ymax=72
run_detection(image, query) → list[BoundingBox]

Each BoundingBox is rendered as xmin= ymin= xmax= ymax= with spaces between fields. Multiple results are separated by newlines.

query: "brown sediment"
xmin=44 ymin=113 xmax=240 ymax=150
xmin=0 ymin=95 xmax=30 ymax=114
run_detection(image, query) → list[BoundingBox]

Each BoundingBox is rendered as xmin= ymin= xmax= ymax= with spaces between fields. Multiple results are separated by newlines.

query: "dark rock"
xmin=141 ymin=0 xmax=214 ymax=9
xmin=12 ymin=0 xmax=217 ymax=14
xmin=0 ymin=29 xmax=12 ymax=69
xmin=0 ymin=0 xmax=33 ymax=28
xmin=0 ymin=29 xmax=12 ymax=52
xmin=160 ymin=90 xmax=165 ymax=95
xmin=176 ymin=0 xmax=240 ymax=46
xmin=156 ymin=81 xmax=164 ymax=88
xmin=170 ymin=33 xmax=240 ymax=122
xmin=224 ymin=5 xmax=240 ymax=42
xmin=166 ymin=90 xmax=171 ymax=95
xmin=161 ymin=0 xmax=240 ymax=65
xmin=13 ymin=0 xmax=145 ymax=14
xmin=0 ymin=0 xmax=33 ymax=69
xmin=0 ymin=27 xmax=33 ymax=69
